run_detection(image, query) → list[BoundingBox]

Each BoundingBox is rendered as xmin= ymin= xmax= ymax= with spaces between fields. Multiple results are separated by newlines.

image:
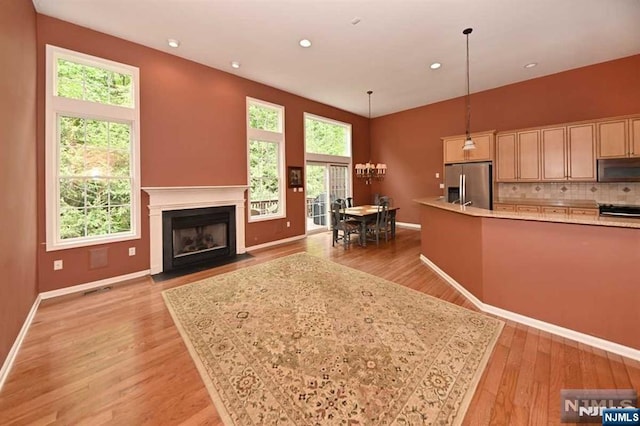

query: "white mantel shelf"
xmin=142 ymin=186 xmax=248 ymax=274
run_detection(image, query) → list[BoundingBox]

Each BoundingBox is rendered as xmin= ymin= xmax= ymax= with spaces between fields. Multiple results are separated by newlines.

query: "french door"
xmin=305 ymin=163 xmax=350 ymax=233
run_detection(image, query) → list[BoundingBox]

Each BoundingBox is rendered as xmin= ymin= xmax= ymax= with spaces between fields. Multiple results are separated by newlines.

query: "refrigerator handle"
xmin=459 ymin=174 xmax=463 ymax=204
xmin=461 ymin=174 xmax=466 ymax=205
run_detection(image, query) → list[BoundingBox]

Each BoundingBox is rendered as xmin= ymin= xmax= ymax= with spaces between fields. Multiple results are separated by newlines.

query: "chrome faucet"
xmin=462 ymin=200 xmax=473 ymax=206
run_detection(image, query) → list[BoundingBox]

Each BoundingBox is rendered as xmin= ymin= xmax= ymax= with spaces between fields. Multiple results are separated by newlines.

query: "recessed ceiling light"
xmin=231 ymin=61 xmax=241 ymax=69
xmin=167 ymin=39 xmax=180 ymax=48
xmin=524 ymin=62 xmax=538 ymax=69
xmin=351 ymin=17 xmax=361 ymax=25
xmin=430 ymin=62 xmax=442 ymax=70
xmin=299 ymin=39 xmax=312 ymax=48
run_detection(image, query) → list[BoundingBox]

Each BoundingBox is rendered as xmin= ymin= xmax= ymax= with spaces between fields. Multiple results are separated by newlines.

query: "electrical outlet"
xmin=286 ymin=221 xmax=290 ymax=228
xmin=128 ymin=247 xmax=136 ymax=256
xmin=53 ymin=260 xmax=63 ymax=270
xmin=435 ymin=172 xmax=440 ymax=178
xmin=439 ymin=183 xmax=445 ymax=189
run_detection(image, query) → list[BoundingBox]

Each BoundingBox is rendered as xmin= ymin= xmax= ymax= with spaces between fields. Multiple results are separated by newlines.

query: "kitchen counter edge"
xmin=414 ymin=198 xmax=640 ymax=229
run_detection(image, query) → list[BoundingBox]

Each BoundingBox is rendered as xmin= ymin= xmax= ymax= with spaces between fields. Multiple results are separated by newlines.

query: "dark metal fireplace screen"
xmin=162 ymin=206 xmax=236 ymax=272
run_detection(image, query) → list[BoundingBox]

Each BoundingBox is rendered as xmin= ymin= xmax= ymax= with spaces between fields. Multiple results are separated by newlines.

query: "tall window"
xmin=45 ymin=45 xmax=140 ymax=250
xmin=305 ymin=114 xmax=351 ymax=157
xmin=247 ymin=98 xmax=285 ymax=221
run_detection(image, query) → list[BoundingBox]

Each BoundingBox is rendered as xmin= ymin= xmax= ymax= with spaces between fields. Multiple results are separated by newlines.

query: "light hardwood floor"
xmin=0 ymin=228 xmax=638 ymax=425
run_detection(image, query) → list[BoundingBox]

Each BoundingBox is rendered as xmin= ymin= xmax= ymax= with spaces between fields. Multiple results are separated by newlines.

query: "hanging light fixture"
xmin=355 ymin=90 xmax=387 ymax=184
xmin=462 ymin=27 xmax=476 ymax=151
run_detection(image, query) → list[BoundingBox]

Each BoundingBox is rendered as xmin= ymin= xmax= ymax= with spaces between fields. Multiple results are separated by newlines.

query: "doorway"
xmin=305 ymin=163 xmax=350 ymax=233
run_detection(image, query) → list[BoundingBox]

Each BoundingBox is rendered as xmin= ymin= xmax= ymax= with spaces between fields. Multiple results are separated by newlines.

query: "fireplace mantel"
xmin=142 ymin=186 xmax=248 ymax=274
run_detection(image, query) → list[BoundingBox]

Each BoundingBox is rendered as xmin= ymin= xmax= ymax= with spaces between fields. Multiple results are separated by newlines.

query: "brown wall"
xmin=36 ymin=15 xmax=370 ymax=292
xmin=482 ymin=218 xmax=640 ymax=350
xmin=420 ymin=205 xmax=640 ymax=350
xmin=0 ymin=0 xmax=38 ymax=365
xmin=374 ymin=54 xmax=640 ymax=224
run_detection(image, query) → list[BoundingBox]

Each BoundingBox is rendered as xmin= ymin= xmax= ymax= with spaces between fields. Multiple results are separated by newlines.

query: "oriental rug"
xmin=162 ymin=253 xmax=503 ymax=425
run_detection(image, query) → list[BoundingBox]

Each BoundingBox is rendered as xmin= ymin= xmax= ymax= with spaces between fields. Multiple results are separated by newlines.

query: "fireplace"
xmin=162 ymin=206 xmax=236 ymax=272
xmin=143 ymin=186 xmax=248 ymax=275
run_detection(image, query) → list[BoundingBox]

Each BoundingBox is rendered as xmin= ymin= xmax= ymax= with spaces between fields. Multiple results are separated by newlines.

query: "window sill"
xmin=46 ymin=232 xmax=141 ymax=252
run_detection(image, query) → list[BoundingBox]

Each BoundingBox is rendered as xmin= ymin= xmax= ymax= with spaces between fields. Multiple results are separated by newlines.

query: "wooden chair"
xmin=331 ymin=201 xmax=360 ymax=247
xmin=365 ymin=201 xmax=391 ymax=245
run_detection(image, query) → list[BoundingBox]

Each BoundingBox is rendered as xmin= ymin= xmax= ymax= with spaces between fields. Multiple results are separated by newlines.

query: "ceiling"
xmin=33 ymin=0 xmax=640 ymax=118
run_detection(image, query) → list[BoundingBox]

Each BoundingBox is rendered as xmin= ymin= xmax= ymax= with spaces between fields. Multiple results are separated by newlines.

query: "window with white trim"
xmin=247 ymin=98 xmax=285 ymax=221
xmin=45 ymin=45 xmax=141 ymax=251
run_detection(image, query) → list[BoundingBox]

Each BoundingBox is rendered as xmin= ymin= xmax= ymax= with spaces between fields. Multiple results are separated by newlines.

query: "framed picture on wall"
xmin=288 ymin=166 xmax=304 ymax=188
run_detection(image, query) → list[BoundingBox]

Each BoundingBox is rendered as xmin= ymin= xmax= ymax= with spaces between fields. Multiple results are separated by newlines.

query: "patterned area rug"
xmin=163 ymin=253 xmax=503 ymax=425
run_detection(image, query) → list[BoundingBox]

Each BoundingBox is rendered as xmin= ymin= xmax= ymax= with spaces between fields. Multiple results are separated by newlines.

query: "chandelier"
xmin=355 ymin=90 xmax=387 ymax=184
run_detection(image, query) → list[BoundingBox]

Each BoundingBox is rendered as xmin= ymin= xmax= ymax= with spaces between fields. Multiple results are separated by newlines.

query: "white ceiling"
xmin=33 ymin=0 xmax=640 ymax=118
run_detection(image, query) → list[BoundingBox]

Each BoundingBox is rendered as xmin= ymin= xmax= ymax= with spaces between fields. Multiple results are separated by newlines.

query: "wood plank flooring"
xmin=0 ymin=228 xmax=638 ymax=425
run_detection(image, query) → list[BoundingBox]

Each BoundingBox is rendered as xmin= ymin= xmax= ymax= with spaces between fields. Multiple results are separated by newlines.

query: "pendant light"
xmin=462 ymin=27 xmax=476 ymax=151
xmin=355 ymin=90 xmax=387 ymax=184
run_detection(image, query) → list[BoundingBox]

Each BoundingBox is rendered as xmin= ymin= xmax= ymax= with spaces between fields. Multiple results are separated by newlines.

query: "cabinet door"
xmin=496 ymin=133 xmax=517 ymax=181
xmin=444 ymin=137 xmax=466 ymax=163
xmin=631 ymin=118 xmax=640 ymax=158
xmin=569 ymin=208 xmax=598 ymax=218
xmin=542 ymin=207 xmax=568 ymax=215
xmin=494 ymin=203 xmax=516 ymax=212
xmin=517 ymin=130 xmax=541 ymax=180
xmin=516 ymin=205 xmax=540 ymax=213
xmin=466 ymin=134 xmax=492 ymax=162
xmin=567 ymin=124 xmax=596 ymax=181
xmin=541 ymin=127 xmax=567 ymax=180
xmin=597 ymin=120 xmax=628 ymax=158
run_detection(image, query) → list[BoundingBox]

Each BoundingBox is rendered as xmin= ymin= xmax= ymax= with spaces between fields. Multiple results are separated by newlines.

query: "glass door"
xmin=305 ymin=163 xmax=350 ymax=233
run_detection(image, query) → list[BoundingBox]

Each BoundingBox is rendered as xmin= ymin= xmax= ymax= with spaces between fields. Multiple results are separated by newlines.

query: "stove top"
xmin=598 ymin=204 xmax=640 ymax=217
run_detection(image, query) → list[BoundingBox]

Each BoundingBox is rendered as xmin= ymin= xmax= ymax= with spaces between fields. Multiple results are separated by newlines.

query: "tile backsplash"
xmin=497 ymin=182 xmax=640 ymax=205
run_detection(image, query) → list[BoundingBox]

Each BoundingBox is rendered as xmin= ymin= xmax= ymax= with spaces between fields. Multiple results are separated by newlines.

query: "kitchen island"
xmin=415 ymin=197 xmax=640 ymax=357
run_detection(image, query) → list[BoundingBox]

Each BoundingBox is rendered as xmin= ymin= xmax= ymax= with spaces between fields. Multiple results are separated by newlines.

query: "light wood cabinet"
xmin=541 ymin=127 xmax=567 ymax=180
xmin=540 ymin=124 xmax=596 ymax=181
xmin=494 ymin=203 xmax=516 ymax=212
xmin=597 ymin=119 xmax=628 ymax=158
xmin=495 ymin=133 xmax=517 ymax=181
xmin=630 ymin=118 xmax=640 ymax=158
xmin=596 ymin=117 xmax=640 ymax=159
xmin=495 ymin=130 xmax=541 ymax=182
xmin=541 ymin=206 xmax=568 ymax=215
xmin=443 ymin=132 xmax=494 ymax=163
xmin=516 ymin=205 xmax=540 ymax=213
xmin=567 ymin=123 xmax=596 ymax=180
xmin=569 ymin=208 xmax=598 ymax=218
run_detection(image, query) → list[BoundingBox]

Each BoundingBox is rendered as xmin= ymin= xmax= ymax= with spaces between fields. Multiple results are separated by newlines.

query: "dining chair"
xmin=345 ymin=197 xmax=353 ymax=208
xmin=331 ymin=201 xmax=360 ymax=247
xmin=365 ymin=200 xmax=390 ymax=245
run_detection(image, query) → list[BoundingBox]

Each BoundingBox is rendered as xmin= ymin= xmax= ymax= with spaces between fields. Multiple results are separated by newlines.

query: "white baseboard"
xmin=40 ymin=270 xmax=150 ymax=300
xmin=396 ymin=222 xmax=421 ymax=230
xmin=246 ymin=234 xmax=306 ymax=252
xmin=0 ymin=294 xmax=41 ymax=391
xmin=420 ymin=254 xmax=640 ymax=361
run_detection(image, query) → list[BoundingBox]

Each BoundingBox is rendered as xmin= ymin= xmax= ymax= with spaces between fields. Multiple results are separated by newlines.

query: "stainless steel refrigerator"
xmin=444 ymin=161 xmax=493 ymax=210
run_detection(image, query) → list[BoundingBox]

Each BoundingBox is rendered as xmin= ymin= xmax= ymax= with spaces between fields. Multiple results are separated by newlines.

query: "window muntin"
xmin=247 ymin=98 xmax=285 ymax=221
xmin=304 ymin=114 xmax=351 ymax=157
xmin=46 ymin=45 xmax=140 ymax=250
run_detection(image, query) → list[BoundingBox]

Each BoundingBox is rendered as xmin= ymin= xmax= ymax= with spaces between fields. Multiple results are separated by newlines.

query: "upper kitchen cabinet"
xmin=541 ymin=124 xmax=595 ymax=181
xmin=597 ymin=117 xmax=640 ymax=158
xmin=632 ymin=118 xmax=640 ymax=158
xmin=567 ymin=123 xmax=596 ymax=181
xmin=443 ymin=131 xmax=494 ymax=164
xmin=495 ymin=130 xmax=541 ymax=182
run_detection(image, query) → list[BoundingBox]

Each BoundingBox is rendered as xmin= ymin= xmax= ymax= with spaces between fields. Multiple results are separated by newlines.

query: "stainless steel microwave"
xmin=597 ymin=158 xmax=640 ymax=182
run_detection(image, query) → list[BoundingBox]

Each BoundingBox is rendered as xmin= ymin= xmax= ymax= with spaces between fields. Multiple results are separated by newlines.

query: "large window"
xmin=45 ymin=45 xmax=140 ymax=250
xmin=305 ymin=114 xmax=351 ymax=157
xmin=247 ymin=98 xmax=285 ymax=221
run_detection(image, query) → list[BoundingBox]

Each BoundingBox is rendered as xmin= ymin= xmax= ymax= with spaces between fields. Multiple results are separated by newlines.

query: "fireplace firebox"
xmin=162 ymin=206 xmax=236 ymax=272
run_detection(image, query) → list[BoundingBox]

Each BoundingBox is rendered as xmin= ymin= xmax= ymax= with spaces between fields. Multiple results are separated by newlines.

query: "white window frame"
xmin=304 ymin=113 xmax=352 ymax=161
xmin=246 ymin=97 xmax=286 ymax=222
xmin=45 ymin=45 xmax=141 ymax=251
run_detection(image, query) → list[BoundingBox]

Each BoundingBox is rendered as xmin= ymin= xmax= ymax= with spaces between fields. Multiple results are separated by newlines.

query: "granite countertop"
xmin=494 ymin=198 xmax=599 ymax=209
xmin=414 ymin=197 xmax=640 ymax=229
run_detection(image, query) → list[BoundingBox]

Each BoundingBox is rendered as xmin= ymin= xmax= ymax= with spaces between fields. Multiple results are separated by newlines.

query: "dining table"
xmin=341 ymin=204 xmax=399 ymax=246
